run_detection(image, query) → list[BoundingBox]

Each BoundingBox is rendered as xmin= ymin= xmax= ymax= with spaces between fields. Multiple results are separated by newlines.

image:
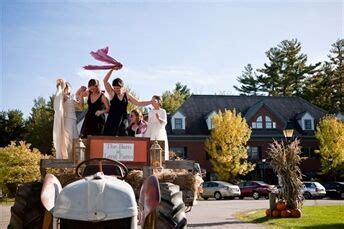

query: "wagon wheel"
xmin=75 ymin=158 xmax=128 ymax=179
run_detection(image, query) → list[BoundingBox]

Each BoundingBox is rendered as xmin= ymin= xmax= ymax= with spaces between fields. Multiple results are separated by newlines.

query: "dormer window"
xmin=175 ymin=118 xmax=183 ymax=129
xmin=304 ymin=119 xmax=312 ymax=130
xmin=252 ymin=116 xmax=263 ymax=129
xmin=171 ymin=111 xmax=185 ymax=130
xmin=296 ymin=112 xmax=314 ymax=130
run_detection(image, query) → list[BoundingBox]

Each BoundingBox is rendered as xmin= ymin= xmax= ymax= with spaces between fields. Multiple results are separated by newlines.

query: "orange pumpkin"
xmin=276 ymin=201 xmax=286 ymax=211
xmin=272 ymin=209 xmax=281 ymax=217
xmin=280 ymin=209 xmax=291 ymax=218
xmin=290 ymin=209 xmax=302 ymax=218
xmin=265 ymin=209 xmax=271 ymax=217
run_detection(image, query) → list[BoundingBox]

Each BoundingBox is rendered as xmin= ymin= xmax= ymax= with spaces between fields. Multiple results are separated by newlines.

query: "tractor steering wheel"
xmin=75 ymin=158 xmax=128 ymax=179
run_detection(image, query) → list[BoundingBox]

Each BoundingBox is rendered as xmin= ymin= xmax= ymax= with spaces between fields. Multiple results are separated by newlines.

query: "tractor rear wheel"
xmin=157 ymin=182 xmax=187 ymax=229
xmin=8 ymin=181 xmax=45 ymax=229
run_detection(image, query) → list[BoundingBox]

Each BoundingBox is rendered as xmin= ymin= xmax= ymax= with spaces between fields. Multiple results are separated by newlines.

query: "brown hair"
xmin=152 ymin=95 xmax=162 ymax=107
xmin=88 ymin=79 xmax=100 ymax=93
xmin=112 ymin=78 xmax=124 ymax=87
xmin=130 ymin=109 xmax=143 ymax=123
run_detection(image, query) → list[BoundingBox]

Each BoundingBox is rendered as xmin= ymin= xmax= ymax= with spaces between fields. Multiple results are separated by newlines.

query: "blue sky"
xmin=1 ymin=0 xmax=343 ymax=117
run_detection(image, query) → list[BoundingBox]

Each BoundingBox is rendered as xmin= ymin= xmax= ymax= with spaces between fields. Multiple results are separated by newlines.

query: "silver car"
xmin=303 ymin=181 xmax=326 ymax=199
xmin=201 ymin=181 xmax=241 ymax=200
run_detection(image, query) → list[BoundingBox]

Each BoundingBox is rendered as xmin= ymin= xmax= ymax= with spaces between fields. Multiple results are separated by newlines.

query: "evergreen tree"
xmin=303 ymin=39 xmax=343 ymax=113
xmin=258 ymin=39 xmax=320 ymax=96
xmin=303 ymin=63 xmax=334 ymax=112
xmin=175 ymin=82 xmax=191 ymax=100
xmin=162 ymin=82 xmax=191 ymax=113
xmin=25 ymin=97 xmax=54 ymax=154
xmin=204 ymin=109 xmax=255 ymax=181
xmin=0 ymin=110 xmax=26 ymax=146
xmin=329 ymin=39 xmax=344 ymax=112
xmin=234 ymin=64 xmax=261 ymax=95
xmin=258 ymin=47 xmax=284 ymax=96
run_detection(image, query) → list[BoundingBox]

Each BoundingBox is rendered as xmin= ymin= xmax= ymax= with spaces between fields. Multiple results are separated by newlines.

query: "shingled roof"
xmin=167 ymin=95 xmax=327 ymax=135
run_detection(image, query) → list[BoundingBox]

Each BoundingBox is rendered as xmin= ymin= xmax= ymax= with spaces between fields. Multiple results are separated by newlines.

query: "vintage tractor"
xmin=8 ymin=137 xmax=203 ymax=229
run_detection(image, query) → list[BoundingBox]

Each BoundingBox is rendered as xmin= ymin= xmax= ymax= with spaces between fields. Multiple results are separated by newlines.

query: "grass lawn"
xmin=236 ymin=205 xmax=344 ymax=228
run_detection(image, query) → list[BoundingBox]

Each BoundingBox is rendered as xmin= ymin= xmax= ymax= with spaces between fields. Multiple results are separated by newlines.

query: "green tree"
xmin=234 ymin=64 xmax=261 ymax=95
xmin=162 ymin=82 xmax=191 ymax=113
xmin=304 ymin=39 xmax=344 ymax=113
xmin=303 ymin=63 xmax=334 ymax=112
xmin=258 ymin=39 xmax=320 ymax=96
xmin=0 ymin=141 xmax=42 ymax=196
xmin=328 ymin=39 xmax=344 ymax=112
xmin=25 ymin=97 xmax=54 ymax=154
xmin=315 ymin=116 xmax=344 ymax=180
xmin=204 ymin=109 xmax=255 ymax=181
xmin=0 ymin=110 xmax=26 ymax=146
xmin=175 ymin=82 xmax=191 ymax=100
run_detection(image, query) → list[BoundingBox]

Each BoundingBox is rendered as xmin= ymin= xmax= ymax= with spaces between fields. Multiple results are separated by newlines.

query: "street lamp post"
xmin=283 ymin=121 xmax=294 ymax=142
xmin=328 ymin=157 xmax=335 ymax=181
xmin=262 ymin=158 xmax=266 ymax=182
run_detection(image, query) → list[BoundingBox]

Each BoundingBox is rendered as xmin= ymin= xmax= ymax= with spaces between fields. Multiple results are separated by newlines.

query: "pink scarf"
xmin=83 ymin=47 xmax=123 ymax=70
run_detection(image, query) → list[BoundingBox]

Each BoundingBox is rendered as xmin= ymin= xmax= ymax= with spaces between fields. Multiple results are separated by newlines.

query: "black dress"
xmin=80 ymin=93 xmax=105 ymax=138
xmin=103 ymin=93 xmax=129 ymax=136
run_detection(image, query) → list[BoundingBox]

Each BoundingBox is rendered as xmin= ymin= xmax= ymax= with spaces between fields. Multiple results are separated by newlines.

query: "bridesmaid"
xmin=77 ymin=79 xmax=110 ymax=138
xmin=102 ymin=68 xmax=152 ymax=136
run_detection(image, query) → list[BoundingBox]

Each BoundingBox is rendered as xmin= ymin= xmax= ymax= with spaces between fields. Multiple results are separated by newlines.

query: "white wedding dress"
xmin=53 ymin=85 xmax=78 ymax=159
xmin=144 ymin=108 xmax=169 ymax=160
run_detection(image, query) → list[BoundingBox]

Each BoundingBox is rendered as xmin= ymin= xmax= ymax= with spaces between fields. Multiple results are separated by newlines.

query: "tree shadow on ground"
xmin=300 ymin=224 xmax=344 ymax=229
xmin=188 ymin=220 xmax=258 ymax=227
xmin=248 ymin=217 xmax=344 ymax=229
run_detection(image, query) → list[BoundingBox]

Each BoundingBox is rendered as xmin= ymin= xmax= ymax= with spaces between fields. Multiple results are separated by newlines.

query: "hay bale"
xmin=125 ymin=169 xmax=203 ymax=206
xmin=126 ymin=170 xmax=144 ymax=198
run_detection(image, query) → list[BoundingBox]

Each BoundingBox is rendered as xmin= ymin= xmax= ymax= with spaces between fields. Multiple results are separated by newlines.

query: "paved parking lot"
xmin=1 ymin=198 xmax=343 ymax=229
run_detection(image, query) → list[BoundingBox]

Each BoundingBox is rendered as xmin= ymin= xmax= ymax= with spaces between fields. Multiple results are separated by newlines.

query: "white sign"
xmin=103 ymin=143 xmax=135 ymax=161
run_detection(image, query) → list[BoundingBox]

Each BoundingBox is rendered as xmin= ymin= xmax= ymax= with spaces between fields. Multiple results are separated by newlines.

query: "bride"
xmin=53 ymin=79 xmax=83 ymax=159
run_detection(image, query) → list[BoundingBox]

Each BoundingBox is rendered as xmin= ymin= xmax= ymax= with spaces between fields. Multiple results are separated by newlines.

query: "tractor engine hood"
xmin=53 ymin=173 xmax=137 ymax=221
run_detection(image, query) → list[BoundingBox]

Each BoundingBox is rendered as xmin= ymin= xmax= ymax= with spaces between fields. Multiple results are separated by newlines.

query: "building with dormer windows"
xmin=166 ymin=95 xmax=327 ymax=183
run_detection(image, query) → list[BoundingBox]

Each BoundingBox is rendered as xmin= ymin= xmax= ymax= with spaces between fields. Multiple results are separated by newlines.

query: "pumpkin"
xmin=280 ymin=209 xmax=291 ymax=218
xmin=276 ymin=201 xmax=286 ymax=211
xmin=290 ymin=209 xmax=302 ymax=218
xmin=265 ymin=209 xmax=271 ymax=217
xmin=272 ymin=209 xmax=281 ymax=217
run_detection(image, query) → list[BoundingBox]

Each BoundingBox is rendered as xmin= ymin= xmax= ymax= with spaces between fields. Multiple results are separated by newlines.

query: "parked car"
xmin=321 ymin=182 xmax=344 ymax=199
xmin=201 ymin=181 xmax=241 ymax=200
xmin=238 ymin=181 xmax=277 ymax=200
xmin=303 ymin=181 xmax=326 ymax=199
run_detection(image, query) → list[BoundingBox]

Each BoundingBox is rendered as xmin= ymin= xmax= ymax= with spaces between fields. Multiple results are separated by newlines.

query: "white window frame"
xmin=252 ymin=116 xmax=263 ymax=129
xmin=171 ymin=111 xmax=186 ymax=130
xmin=174 ymin=118 xmax=183 ymax=129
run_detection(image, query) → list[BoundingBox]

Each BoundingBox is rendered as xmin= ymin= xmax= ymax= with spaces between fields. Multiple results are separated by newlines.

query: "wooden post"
xmin=269 ymin=192 xmax=277 ymax=210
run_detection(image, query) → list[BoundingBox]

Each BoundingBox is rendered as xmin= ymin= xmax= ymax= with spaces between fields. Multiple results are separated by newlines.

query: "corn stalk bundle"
xmin=267 ymin=139 xmax=304 ymax=209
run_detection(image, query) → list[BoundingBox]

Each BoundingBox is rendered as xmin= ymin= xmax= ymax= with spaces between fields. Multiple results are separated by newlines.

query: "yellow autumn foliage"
xmin=315 ymin=116 xmax=344 ymax=176
xmin=0 ymin=141 xmax=42 ymax=193
xmin=204 ymin=109 xmax=255 ymax=181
